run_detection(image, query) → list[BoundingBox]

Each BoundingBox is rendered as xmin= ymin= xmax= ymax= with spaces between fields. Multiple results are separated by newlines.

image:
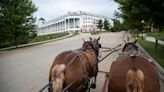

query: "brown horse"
xmin=107 ymin=39 xmax=160 ymax=92
xmin=49 ymin=37 xmax=101 ymax=92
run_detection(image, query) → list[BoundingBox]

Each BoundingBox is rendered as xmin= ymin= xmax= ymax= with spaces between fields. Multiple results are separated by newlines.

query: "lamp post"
xmin=141 ymin=20 xmax=144 ymax=40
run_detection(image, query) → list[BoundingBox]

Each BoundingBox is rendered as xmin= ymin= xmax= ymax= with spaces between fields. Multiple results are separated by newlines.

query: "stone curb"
xmin=128 ymin=33 xmax=164 ymax=81
xmin=0 ymin=34 xmax=74 ymax=51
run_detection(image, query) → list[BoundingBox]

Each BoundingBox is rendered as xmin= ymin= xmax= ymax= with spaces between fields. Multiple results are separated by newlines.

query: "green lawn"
xmin=146 ymin=31 xmax=164 ymax=41
xmin=131 ymin=32 xmax=164 ymax=68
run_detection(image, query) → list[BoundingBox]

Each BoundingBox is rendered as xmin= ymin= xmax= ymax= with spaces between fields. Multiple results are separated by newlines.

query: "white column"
xmin=56 ymin=23 xmax=57 ymax=31
xmin=58 ymin=23 xmax=60 ymax=31
xmin=61 ymin=21 xmax=63 ymax=31
xmin=61 ymin=21 xmax=63 ymax=30
xmin=61 ymin=22 xmax=62 ymax=31
xmin=65 ymin=19 xmax=66 ymax=31
xmin=52 ymin=25 xmax=54 ymax=32
xmin=63 ymin=21 xmax=64 ymax=31
xmin=62 ymin=21 xmax=63 ymax=31
xmin=57 ymin=23 xmax=59 ymax=31
xmin=59 ymin=22 xmax=61 ymax=31
xmin=60 ymin=22 xmax=62 ymax=31
xmin=68 ymin=18 xmax=70 ymax=29
xmin=58 ymin=22 xmax=60 ymax=31
xmin=55 ymin=23 xmax=56 ymax=31
xmin=55 ymin=24 xmax=57 ymax=31
xmin=60 ymin=22 xmax=61 ymax=31
xmin=74 ymin=18 xmax=75 ymax=29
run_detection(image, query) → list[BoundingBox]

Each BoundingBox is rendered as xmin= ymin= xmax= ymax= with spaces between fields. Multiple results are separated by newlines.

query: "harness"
xmin=39 ymin=43 xmax=122 ymax=92
xmin=47 ymin=51 xmax=81 ymax=92
xmin=75 ymin=50 xmax=90 ymax=81
xmin=82 ymin=41 xmax=100 ymax=63
xmin=40 ymin=47 xmax=98 ymax=92
xmin=121 ymin=50 xmax=138 ymax=58
xmin=61 ymin=50 xmax=92 ymax=92
xmin=122 ymin=42 xmax=138 ymax=52
xmin=64 ymin=49 xmax=98 ymax=92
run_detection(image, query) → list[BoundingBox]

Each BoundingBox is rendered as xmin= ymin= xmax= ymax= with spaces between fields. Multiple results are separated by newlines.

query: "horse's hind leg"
xmin=91 ymin=66 xmax=98 ymax=89
xmin=91 ymin=77 xmax=96 ymax=89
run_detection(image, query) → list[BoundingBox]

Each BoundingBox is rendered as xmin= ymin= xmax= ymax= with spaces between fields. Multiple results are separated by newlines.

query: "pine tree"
xmin=0 ymin=0 xmax=37 ymax=47
xmin=104 ymin=18 xmax=110 ymax=31
xmin=97 ymin=19 xmax=103 ymax=31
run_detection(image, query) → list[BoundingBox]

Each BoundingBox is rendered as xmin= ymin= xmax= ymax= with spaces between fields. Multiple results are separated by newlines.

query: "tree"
xmin=114 ymin=0 xmax=164 ymax=31
xmin=0 ymin=0 xmax=37 ymax=47
xmin=97 ymin=19 xmax=103 ymax=31
xmin=39 ymin=17 xmax=45 ymax=23
xmin=111 ymin=19 xmax=122 ymax=32
xmin=104 ymin=18 xmax=110 ymax=31
xmin=114 ymin=10 xmax=122 ymax=19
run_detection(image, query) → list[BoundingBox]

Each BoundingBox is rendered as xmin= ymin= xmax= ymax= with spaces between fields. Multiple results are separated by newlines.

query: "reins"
xmin=39 ymin=52 xmax=81 ymax=92
xmin=39 ymin=50 xmax=93 ymax=92
xmin=101 ymin=43 xmax=139 ymax=92
xmin=39 ymin=43 xmax=122 ymax=92
xmin=98 ymin=44 xmax=122 ymax=62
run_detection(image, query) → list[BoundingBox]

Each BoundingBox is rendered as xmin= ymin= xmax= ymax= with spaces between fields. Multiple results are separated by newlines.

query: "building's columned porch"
xmin=37 ymin=18 xmax=80 ymax=35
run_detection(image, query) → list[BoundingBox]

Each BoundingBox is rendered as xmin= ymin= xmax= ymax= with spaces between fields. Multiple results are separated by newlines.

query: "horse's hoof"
xmin=91 ymin=84 xmax=96 ymax=89
xmin=48 ymin=87 xmax=51 ymax=92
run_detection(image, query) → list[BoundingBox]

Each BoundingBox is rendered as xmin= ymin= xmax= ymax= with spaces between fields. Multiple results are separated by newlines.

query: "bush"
xmin=29 ymin=32 xmax=69 ymax=43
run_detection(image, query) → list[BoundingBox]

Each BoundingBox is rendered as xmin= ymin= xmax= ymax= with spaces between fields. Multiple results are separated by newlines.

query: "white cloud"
xmin=32 ymin=0 xmax=119 ymax=21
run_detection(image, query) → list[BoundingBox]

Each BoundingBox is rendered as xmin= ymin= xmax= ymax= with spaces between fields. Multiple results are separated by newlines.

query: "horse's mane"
xmin=122 ymin=42 xmax=138 ymax=52
xmin=82 ymin=41 xmax=94 ymax=50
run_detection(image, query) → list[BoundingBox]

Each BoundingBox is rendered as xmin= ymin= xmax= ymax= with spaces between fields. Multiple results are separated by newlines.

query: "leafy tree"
xmin=0 ymin=0 xmax=37 ymax=47
xmin=113 ymin=10 xmax=122 ymax=19
xmin=97 ymin=19 xmax=103 ymax=31
xmin=111 ymin=19 xmax=122 ymax=32
xmin=114 ymin=0 xmax=164 ymax=31
xmin=104 ymin=18 xmax=110 ymax=31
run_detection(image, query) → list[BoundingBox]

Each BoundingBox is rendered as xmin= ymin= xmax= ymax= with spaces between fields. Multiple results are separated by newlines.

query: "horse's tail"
xmin=126 ymin=69 xmax=144 ymax=92
xmin=50 ymin=64 xmax=66 ymax=92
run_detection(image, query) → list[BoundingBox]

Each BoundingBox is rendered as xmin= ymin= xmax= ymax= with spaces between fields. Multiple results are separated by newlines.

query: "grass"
xmin=131 ymin=32 xmax=164 ymax=68
xmin=145 ymin=31 xmax=164 ymax=41
xmin=29 ymin=32 xmax=69 ymax=43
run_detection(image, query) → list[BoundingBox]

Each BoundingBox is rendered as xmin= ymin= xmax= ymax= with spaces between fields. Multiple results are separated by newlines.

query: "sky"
xmin=32 ymin=0 xmax=119 ymax=21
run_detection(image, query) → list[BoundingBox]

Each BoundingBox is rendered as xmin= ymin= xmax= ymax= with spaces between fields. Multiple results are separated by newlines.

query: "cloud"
xmin=32 ymin=0 xmax=119 ymax=21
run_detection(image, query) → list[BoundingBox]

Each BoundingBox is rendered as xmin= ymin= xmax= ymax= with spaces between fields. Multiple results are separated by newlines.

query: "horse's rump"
xmin=49 ymin=50 xmax=98 ymax=91
xmin=108 ymin=55 xmax=159 ymax=92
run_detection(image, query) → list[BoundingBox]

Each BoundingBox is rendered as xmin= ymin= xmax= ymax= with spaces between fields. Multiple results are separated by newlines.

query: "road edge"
xmin=0 ymin=33 xmax=75 ymax=51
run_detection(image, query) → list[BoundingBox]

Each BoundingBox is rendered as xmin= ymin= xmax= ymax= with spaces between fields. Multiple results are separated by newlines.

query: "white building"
xmin=37 ymin=11 xmax=113 ymax=35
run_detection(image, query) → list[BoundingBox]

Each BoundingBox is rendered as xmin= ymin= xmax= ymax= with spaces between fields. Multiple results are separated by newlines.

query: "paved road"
xmin=0 ymin=33 xmax=92 ymax=92
xmin=0 ymin=32 xmax=162 ymax=92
